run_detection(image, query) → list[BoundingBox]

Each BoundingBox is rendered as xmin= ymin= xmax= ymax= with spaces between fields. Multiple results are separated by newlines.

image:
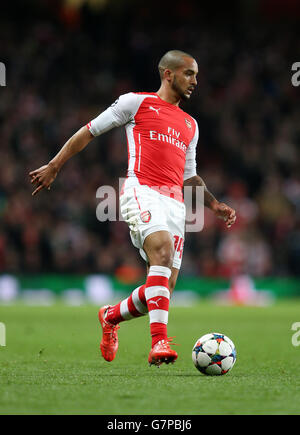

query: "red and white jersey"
xmin=87 ymin=92 xmax=198 ymax=202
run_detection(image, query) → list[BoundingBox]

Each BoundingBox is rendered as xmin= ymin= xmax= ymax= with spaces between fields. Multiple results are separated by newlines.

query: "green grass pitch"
xmin=1 ymin=300 xmax=300 ymax=415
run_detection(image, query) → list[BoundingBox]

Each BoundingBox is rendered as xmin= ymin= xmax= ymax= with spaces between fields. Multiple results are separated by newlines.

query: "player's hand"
xmin=211 ymin=201 xmax=236 ymax=228
xmin=29 ymin=163 xmax=58 ymax=196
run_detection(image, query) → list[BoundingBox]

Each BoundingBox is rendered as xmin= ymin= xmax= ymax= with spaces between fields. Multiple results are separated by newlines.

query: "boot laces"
xmin=158 ymin=337 xmax=179 ymax=348
xmin=103 ymin=321 xmax=120 ymax=342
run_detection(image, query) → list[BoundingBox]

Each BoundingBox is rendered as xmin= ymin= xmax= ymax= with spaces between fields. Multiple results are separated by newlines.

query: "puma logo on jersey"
xmin=148 ymin=298 xmax=162 ymax=308
xmin=149 ymin=106 xmax=160 ymax=116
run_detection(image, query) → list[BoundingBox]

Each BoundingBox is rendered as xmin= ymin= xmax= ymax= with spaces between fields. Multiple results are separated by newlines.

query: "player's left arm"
xmin=184 ymin=175 xmax=236 ymax=228
xmin=183 ymin=118 xmax=236 ymax=228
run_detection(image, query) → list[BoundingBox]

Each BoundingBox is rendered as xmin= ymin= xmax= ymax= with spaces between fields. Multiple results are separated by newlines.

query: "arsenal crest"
xmin=140 ymin=210 xmax=151 ymax=223
xmin=185 ymin=118 xmax=192 ymax=129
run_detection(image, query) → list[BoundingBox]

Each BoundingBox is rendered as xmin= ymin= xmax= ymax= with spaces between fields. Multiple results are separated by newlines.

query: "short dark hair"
xmin=158 ymin=50 xmax=194 ymax=80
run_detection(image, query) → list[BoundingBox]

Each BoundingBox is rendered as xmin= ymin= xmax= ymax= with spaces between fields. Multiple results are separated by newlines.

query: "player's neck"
xmin=156 ymin=86 xmax=181 ymax=106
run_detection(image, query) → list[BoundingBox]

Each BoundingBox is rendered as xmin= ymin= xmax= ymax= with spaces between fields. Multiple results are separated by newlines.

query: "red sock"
xmin=145 ymin=265 xmax=171 ymax=347
xmin=150 ymin=323 xmax=168 ymax=347
xmin=105 ymin=285 xmax=147 ymax=325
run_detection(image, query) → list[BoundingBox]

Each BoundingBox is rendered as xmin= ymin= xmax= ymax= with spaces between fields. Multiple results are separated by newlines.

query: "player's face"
xmin=171 ymin=58 xmax=198 ymax=101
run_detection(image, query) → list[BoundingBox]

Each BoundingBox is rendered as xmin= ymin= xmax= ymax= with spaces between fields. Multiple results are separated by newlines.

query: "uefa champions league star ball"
xmin=192 ymin=332 xmax=237 ymax=375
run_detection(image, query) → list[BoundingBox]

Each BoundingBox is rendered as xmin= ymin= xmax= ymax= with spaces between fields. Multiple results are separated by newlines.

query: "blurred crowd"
xmin=0 ymin=0 xmax=299 ymax=279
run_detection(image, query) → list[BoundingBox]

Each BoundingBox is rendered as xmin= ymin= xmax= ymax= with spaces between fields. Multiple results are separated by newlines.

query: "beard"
xmin=171 ymin=75 xmax=190 ymax=101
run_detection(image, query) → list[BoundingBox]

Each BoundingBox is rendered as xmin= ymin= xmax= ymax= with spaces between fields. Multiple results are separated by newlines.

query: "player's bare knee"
xmin=156 ymin=241 xmax=174 ymax=268
xmin=151 ymin=251 xmax=173 ymax=268
xmin=144 ymin=233 xmax=174 ymax=268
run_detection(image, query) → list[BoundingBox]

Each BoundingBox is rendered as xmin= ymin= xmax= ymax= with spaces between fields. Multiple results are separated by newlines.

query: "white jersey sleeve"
xmin=183 ymin=118 xmax=198 ymax=181
xmin=87 ymin=93 xmax=140 ymax=137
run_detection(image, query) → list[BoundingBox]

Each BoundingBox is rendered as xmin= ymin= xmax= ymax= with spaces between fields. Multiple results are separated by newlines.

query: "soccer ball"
xmin=192 ymin=332 xmax=237 ymax=375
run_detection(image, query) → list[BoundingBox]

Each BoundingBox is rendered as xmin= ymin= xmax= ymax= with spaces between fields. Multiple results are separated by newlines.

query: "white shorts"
xmin=120 ymin=185 xmax=186 ymax=270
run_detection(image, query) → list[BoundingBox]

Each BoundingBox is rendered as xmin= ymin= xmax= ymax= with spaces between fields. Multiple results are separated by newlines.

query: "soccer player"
xmin=29 ymin=50 xmax=236 ymax=367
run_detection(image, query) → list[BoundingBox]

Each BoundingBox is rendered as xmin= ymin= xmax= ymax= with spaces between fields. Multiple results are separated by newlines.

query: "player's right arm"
xmin=29 ymin=93 xmax=137 ymax=196
xmin=29 ymin=126 xmax=94 ymax=196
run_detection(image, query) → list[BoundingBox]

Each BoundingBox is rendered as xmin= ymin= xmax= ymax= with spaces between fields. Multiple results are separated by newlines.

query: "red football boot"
xmin=148 ymin=338 xmax=178 ymax=367
xmin=98 ymin=305 xmax=120 ymax=362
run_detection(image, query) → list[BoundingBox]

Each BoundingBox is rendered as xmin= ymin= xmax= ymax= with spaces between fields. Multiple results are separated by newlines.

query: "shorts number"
xmin=174 ymin=235 xmax=184 ymax=259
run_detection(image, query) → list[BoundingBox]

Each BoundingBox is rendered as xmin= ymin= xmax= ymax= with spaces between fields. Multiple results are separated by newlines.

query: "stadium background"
xmin=0 ymin=0 xmax=299 ymax=303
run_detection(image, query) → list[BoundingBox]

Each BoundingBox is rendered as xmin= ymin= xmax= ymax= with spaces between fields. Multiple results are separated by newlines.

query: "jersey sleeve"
xmin=183 ymin=119 xmax=198 ymax=181
xmin=87 ymin=92 xmax=139 ymax=137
